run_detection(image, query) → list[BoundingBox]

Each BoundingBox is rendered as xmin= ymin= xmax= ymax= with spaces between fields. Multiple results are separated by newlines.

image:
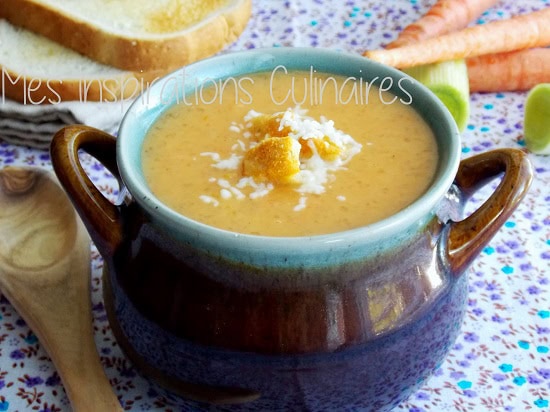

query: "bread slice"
xmin=0 ymin=0 xmax=252 ymax=71
xmin=0 ymin=19 xmax=163 ymax=104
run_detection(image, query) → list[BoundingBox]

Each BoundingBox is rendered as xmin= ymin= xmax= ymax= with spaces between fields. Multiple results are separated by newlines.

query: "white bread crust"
xmin=0 ymin=20 xmax=165 ymax=104
xmin=0 ymin=0 xmax=252 ymax=71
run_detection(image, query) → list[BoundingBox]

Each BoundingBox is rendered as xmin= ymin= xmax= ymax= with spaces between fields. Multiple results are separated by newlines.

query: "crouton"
xmin=299 ymin=136 xmax=342 ymax=161
xmin=242 ymin=136 xmax=301 ymax=184
xmin=248 ymin=113 xmax=292 ymax=139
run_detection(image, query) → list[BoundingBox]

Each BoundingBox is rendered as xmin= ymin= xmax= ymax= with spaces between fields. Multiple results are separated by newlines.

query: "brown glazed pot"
xmin=50 ymin=49 xmax=533 ymax=411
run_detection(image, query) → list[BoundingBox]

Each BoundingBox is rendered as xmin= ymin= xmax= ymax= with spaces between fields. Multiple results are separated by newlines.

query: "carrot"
xmin=467 ymin=48 xmax=550 ymax=92
xmin=386 ymin=0 xmax=500 ymax=49
xmin=364 ymin=7 xmax=550 ymax=69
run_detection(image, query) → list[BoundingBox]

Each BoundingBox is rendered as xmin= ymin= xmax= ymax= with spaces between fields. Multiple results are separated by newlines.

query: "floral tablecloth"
xmin=0 ymin=0 xmax=549 ymax=411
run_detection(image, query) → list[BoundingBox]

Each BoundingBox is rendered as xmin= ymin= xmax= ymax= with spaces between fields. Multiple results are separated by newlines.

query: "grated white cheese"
xmin=200 ymin=106 xmax=364 ymax=210
xmin=249 ymin=184 xmax=274 ymax=199
xmin=199 ymin=195 xmax=219 ymax=207
xmin=220 ymin=188 xmax=232 ymax=199
xmin=233 ymin=139 xmax=247 ymax=151
xmin=277 ymin=106 xmax=362 ymax=195
xmin=200 ymin=152 xmax=221 ymax=162
xmin=211 ymin=153 xmax=242 ymax=170
xmin=244 ymin=110 xmax=262 ymax=121
xmin=217 ymin=179 xmax=232 ymax=189
xmin=229 ymin=124 xmax=241 ymax=134
xmin=293 ymin=196 xmax=307 ymax=211
xmin=288 ymin=112 xmax=361 ymax=155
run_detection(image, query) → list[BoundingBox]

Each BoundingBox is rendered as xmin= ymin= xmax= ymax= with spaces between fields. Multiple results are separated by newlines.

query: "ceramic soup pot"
xmin=50 ymin=48 xmax=532 ymax=411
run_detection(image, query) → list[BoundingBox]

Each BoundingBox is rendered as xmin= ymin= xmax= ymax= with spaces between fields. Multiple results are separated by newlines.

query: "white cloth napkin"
xmin=0 ymin=99 xmax=130 ymax=149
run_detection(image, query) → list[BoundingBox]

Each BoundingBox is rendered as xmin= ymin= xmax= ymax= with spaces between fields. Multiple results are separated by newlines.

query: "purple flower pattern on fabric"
xmin=0 ymin=0 xmax=548 ymax=410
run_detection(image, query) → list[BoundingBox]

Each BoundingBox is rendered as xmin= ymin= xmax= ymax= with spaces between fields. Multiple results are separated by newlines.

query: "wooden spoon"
xmin=0 ymin=166 xmax=122 ymax=411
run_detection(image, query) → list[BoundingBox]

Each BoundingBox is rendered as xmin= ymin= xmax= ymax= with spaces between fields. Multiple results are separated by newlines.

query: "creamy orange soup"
xmin=142 ymin=70 xmax=438 ymax=236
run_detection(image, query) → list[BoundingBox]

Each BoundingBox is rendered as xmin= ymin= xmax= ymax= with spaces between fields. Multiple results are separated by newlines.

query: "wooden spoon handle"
xmin=0 ymin=168 xmax=122 ymax=411
xmin=1 ymin=260 xmax=123 ymax=411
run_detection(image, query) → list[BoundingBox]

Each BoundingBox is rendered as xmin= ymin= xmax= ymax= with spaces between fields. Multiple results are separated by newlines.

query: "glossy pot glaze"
xmin=50 ymin=49 xmax=533 ymax=411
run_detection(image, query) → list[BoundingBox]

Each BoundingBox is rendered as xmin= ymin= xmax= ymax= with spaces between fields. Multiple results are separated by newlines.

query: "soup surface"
xmin=142 ymin=70 xmax=438 ymax=236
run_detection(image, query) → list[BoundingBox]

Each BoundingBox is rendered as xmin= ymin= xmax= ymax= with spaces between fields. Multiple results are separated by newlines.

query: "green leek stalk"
xmin=524 ymin=83 xmax=550 ymax=155
xmin=404 ymin=59 xmax=470 ymax=132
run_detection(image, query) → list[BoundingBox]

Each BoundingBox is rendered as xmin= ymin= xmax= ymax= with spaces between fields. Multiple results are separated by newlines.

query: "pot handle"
xmin=50 ymin=125 xmax=123 ymax=259
xmin=448 ymin=148 xmax=533 ymax=275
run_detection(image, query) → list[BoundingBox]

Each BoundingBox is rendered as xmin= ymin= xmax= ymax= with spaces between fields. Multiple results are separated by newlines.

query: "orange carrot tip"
xmin=386 ymin=0 xmax=500 ymax=49
xmin=364 ymin=8 xmax=550 ymax=69
xmin=404 ymin=59 xmax=470 ymax=131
